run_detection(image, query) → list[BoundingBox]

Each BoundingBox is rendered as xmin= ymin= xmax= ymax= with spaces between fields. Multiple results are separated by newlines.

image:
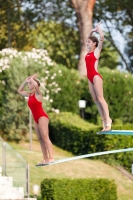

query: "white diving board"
xmin=97 ymin=130 xmax=133 ymax=135
xmin=36 ymin=147 xmax=133 ymax=167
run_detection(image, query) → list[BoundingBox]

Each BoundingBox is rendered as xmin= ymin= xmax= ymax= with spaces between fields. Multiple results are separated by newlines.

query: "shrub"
xmin=47 ymin=64 xmax=82 ymax=114
xmin=41 ymin=178 xmax=117 ymax=200
xmin=49 ymin=112 xmax=99 ymax=155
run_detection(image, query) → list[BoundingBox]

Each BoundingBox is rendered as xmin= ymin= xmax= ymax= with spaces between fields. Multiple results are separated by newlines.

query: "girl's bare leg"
xmin=93 ymin=76 xmax=112 ymax=131
xmin=89 ymin=81 xmax=106 ymax=130
xmin=38 ymin=117 xmax=54 ymax=163
xmin=34 ymin=121 xmax=49 ymax=163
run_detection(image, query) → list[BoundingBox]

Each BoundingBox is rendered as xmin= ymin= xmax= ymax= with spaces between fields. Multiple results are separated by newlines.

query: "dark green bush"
xmin=41 ymin=178 xmax=117 ymax=200
xmin=49 ymin=112 xmax=99 ymax=155
xmin=49 ymin=112 xmax=133 ymax=171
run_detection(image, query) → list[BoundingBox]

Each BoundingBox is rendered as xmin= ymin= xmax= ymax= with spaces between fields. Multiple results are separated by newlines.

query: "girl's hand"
xmin=32 ymin=74 xmax=38 ymax=79
xmin=91 ymin=27 xmax=98 ymax=32
xmin=91 ymin=22 xmax=101 ymax=33
xmin=96 ymin=21 xmax=101 ymax=32
xmin=25 ymin=76 xmax=32 ymax=83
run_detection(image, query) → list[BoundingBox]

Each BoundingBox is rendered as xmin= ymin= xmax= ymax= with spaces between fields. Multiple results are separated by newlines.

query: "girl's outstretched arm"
xmin=94 ymin=22 xmax=104 ymax=57
xmin=29 ymin=75 xmax=41 ymax=95
xmin=18 ymin=76 xmax=31 ymax=97
xmin=29 ymin=74 xmax=42 ymax=102
xmin=97 ymin=22 xmax=104 ymax=51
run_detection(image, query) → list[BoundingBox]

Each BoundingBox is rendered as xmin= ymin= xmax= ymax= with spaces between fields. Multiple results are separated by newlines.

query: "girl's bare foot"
xmin=101 ymin=120 xmax=106 ymax=131
xmin=36 ymin=159 xmax=47 ymax=166
xmin=49 ymin=158 xmax=55 ymax=163
xmin=42 ymin=159 xmax=49 ymax=164
xmin=104 ymin=119 xmax=112 ymax=131
xmin=41 ymin=159 xmax=55 ymax=165
xmin=37 ymin=158 xmax=55 ymax=166
xmin=38 ymin=159 xmax=45 ymax=164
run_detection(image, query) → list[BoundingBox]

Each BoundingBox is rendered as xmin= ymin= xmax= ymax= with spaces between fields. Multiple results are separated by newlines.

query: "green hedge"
xmin=41 ymin=178 xmax=117 ymax=200
xmin=49 ymin=112 xmax=99 ymax=155
xmin=49 ymin=112 xmax=133 ymax=171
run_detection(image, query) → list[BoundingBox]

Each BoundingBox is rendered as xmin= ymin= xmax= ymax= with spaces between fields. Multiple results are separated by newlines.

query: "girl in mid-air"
xmin=18 ymin=74 xmax=54 ymax=165
xmin=85 ymin=22 xmax=112 ymax=131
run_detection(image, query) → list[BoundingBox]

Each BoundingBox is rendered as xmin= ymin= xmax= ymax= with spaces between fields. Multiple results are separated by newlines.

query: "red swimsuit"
xmin=28 ymin=94 xmax=49 ymax=123
xmin=85 ymin=51 xmax=102 ymax=84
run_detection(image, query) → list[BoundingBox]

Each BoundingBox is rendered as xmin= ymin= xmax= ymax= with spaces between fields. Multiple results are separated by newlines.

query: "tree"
xmin=0 ymin=0 xmax=31 ymax=50
xmin=71 ymin=0 xmax=96 ymax=76
xmin=19 ymin=0 xmax=97 ymax=75
xmin=30 ymin=21 xmax=80 ymax=69
xmin=94 ymin=0 xmax=133 ymax=72
xmin=0 ymin=0 xmax=123 ymax=72
xmin=99 ymin=35 xmax=120 ymax=69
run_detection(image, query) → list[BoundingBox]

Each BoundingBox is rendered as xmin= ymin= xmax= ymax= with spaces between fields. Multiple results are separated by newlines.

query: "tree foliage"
xmin=0 ymin=0 xmax=76 ymax=50
xmin=0 ymin=0 xmax=123 ymax=71
xmin=0 ymin=0 xmax=31 ymax=50
xmin=94 ymin=0 xmax=133 ymax=72
xmin=99 ymin=36 xmax=120 ymax=69
xmin=30 ymin=21 xmax=80 ymax=69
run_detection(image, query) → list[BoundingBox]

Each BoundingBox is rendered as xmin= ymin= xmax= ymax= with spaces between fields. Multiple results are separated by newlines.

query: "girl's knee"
xmin=38 ymin=136 xmax=43 ymax=143
xmin=97 ymin=96 xmax=105 ymax=104
xmin=42 ymin=135 xmax=50 ymax=142
xmin=93 ymin=98 xmax=98 ymax=104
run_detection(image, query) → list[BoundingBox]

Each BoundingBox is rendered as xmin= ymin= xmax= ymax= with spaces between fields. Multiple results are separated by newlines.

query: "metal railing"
xmin=0 ymin=137 xmax=30 ymax=197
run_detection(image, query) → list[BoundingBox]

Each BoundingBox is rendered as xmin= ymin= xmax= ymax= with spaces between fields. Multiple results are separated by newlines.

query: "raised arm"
xmin=96 ymin=22 xmax=104 ymax=51
xmin=29 ymin=74 xmax=41 ymax=95
xmin=92 ymin=22 xmax=104 ymax=58
xmin=88 ymin=27 xmax=98 ymax=37
xmin=17 ymin=76 xmax=31 ymax=97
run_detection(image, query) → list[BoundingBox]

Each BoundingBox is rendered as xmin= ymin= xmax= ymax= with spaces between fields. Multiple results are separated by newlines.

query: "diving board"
xmin=36 ymin=147 xmax=133 ymax=166
xmin=97 ymin=130 xmax=133 ymax=135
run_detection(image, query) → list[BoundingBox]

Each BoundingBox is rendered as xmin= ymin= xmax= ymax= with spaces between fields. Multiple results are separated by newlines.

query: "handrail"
xmin=0 ymin=137 xmax=29 ymax=197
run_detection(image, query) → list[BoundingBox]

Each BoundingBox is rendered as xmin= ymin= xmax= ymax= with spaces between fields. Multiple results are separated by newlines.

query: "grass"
xmin=9 ymin=140 xmax=133 ymax=200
